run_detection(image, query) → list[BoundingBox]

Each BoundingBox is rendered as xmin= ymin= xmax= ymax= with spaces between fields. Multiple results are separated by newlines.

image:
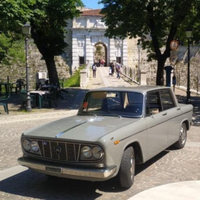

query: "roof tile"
xmin=81 ymin=9 xmax=103 ymax=16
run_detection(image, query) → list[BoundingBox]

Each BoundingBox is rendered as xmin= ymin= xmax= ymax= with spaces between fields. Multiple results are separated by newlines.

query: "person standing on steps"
xmin=115 ymin=62 xmax=121 ymax=79
xmin=92 ymin=63 xmax=97 ymax=78
xmin=109 ymin=62 xmax=115 ymax=76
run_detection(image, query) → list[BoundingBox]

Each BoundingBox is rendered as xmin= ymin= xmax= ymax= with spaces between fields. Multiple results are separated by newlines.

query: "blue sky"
xmin=81 ymin=0 xmax=103 ymax=9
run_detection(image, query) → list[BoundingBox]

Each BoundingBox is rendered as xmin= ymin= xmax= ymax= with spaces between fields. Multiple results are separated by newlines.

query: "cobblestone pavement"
xmin=0 ymin=67 xmax=200 ymax=200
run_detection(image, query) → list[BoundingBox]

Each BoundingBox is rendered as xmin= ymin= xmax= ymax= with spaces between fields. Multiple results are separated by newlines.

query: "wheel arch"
xmin=126 ymin=142 xmax=144 ymax=165
xmin=182 ymin=119 xmax=190 ymax=130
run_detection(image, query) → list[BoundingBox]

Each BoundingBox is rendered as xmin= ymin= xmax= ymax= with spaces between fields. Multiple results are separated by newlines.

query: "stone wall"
xmin=123 ymin=43 xmax=200 ymax=90
xmin=1 ymin=37 xmax=199 ymax=92
xmin=0 ymin=41 xmax=70 ymax=89
xmin=175 ymin=49 xmax=200 ymax=92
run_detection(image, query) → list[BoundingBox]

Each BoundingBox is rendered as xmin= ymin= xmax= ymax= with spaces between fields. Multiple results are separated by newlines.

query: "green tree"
xmin=0 ymin=0 xmax=31 ymax=63
xmin=0 ymin=33 xmax=11 ymax=62
xmin=29 ymin=0 xmax=83 ymax=85
xmin=0 ymin=0 xmax=84 ymax=85
xmin=100 ymin=0 xmax=200 ymax=85
xmin=0 ymin=0 xmax=31 ymax=32
xmin=0 ymin=34 xmax=24 ymax=66
xmin=95 ymin=45 xmax=103 ymax=60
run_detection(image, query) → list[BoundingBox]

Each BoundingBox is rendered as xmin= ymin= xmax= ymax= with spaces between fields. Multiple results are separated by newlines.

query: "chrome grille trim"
xmin=38 ymin=140 xmax=81 ymax=162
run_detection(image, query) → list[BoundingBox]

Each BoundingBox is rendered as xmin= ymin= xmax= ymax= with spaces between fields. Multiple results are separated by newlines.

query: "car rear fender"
xmin=181 ymin=119 xmax=190 ymax=130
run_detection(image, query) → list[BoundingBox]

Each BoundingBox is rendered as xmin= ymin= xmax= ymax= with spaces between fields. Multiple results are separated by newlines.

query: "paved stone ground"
xmin=0 ymin=67 xmax=200 ymax=200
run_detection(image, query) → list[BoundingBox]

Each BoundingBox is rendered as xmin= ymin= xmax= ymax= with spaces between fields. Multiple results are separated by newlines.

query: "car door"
xmin=145 ymin=91 xmax=168 ymax=160
xmin=159 ymin=89 xmax=182 ymax=146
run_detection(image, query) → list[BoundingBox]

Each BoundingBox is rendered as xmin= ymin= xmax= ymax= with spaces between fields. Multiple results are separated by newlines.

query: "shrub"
xmin=63 ymin=65 xmax=85 ymax=87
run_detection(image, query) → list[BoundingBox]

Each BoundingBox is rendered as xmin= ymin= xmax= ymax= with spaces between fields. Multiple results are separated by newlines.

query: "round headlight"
xmin=22 ymin=139 xmax=31 ymax=151
xmin=30 ymin=140 xmax=39 ymax=152
xmin=92 ymin=146 xmax=104 ymax=159
xmin=81 ymin=146 xmax=92 ymax=158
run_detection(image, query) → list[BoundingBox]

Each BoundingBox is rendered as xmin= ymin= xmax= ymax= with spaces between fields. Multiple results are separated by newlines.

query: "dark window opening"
xmin=79 ymin=57 xmax=85 ymax=65
xmin=116 ymin=57 xmax=121 ymax=64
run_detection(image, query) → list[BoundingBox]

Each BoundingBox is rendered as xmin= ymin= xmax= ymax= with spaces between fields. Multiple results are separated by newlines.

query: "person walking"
xmin=109 ymin=62 xmax=114 ymax=76
xmin=92 ymin=63 xmax=97 ymax=78
xmin=111 ymin=62 xmax=115 ymax=76
xmin=115 ymin=62 xmax=121 ymax=79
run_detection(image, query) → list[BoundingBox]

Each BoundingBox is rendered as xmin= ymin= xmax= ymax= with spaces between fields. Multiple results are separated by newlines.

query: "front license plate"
xmin=46 ymin=166 xmax=61 ymax=173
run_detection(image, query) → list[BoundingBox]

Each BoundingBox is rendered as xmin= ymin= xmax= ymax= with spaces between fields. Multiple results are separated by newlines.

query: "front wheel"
xmin=118 ymin=146 xmax=135 ymax=189
xmin=174 ymin=123 xmax=187 ymax=149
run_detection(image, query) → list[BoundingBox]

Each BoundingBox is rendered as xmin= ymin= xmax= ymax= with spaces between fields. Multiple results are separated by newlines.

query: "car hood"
xmin=24 ymin=115 xmax=139 ymax=141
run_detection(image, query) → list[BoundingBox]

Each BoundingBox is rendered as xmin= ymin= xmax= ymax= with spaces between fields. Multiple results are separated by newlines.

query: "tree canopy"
xmin=0 ymin=0 xmax=31 ymax=33
xmin=28 ymin=0 xmax=83 ymax=85
xmin=100 ymin=0 xmax=200 ymax=85
xmin=0 ymin=0 xmax=32 ymax=65
xmin=0 ymin=0 xmax=84 ymax=85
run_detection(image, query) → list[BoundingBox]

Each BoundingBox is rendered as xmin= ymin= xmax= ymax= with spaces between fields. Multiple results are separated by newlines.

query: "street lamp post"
xmin=22 ymin=22 xmax=32 ymax=111
xmin=185 ymin=29 xmax=192 ymax=104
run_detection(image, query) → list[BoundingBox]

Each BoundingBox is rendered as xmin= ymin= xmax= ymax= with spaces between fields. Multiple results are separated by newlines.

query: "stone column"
xmin=80 ymin=69 xmax=87 ymax=88
xmin=140 ymin=70 xmax=147 ymax=85
xmin=72 ymin=36 xmax=79 ymax=70
xmin=109 ymin=38 xmax=116 ymax=63
xmin=122 ymin=38 xmax=128 ymax=66
xmin=85 ymin=35 xmax=93 ymax=65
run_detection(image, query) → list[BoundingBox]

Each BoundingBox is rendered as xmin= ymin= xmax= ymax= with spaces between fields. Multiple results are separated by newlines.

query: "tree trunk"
xmin=44 ymin=56 xmax=59 ymax=85
xmin=30 ymin=25 xmax=60 ymax=87
xmin=156 ymin=55 xmax=167 ymax=86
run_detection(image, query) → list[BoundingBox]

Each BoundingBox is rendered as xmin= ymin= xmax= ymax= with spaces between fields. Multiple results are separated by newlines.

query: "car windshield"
xmin=78 ymin=91 xmax=143 ymax=118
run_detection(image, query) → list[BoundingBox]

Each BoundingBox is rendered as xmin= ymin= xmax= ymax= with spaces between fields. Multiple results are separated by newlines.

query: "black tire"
xmin=174 ymin=123 xmax=187 ymax=149
xmin=118 ymin=146 xmax=135 ymax=189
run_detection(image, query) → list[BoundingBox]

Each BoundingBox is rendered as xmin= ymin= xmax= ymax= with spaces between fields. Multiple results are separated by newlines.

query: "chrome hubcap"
xmin=180 ymin=126 xmax=186 ymax=145
xmin=130 ymin=156 xmax=135 ymax=180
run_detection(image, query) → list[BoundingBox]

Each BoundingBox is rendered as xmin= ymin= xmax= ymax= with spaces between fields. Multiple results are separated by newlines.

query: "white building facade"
xmin=64 ymin=9 xmax=139 ymax=72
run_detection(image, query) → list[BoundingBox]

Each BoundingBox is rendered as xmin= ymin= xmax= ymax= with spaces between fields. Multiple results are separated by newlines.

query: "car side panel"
xmin=167 ymin=107 xmax=183 ymax=145
xmin=145 ymin=112 xmax=168 ymax=160
xmin=168 ymin=104 xmax=193 ymax=144
xmin=99 ymin=119 xmax=147 ymax=174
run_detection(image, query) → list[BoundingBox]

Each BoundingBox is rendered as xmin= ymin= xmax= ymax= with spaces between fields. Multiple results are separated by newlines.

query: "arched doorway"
xmin=94 ymin=42 xmax=107 ymax=66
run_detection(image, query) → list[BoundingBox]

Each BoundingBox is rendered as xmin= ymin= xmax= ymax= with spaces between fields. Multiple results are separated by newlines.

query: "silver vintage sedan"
xmin=18 ymin=86 xmax=193 ymax=188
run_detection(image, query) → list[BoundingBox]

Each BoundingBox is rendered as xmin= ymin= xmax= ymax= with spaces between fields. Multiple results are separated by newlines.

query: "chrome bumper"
xmin=18 ymin=157 xmax=117 ymax=181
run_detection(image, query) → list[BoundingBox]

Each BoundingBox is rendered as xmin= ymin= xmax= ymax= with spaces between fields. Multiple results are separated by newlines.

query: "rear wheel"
xmin=174 ymin=123 xmax=187 ymax=149
xmin=118 ymin=146 xmax=135 ymax=189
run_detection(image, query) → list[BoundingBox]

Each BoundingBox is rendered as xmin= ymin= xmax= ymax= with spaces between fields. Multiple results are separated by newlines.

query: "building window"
xmin=79 ymin=56 xmax=85 ymax=65
xmin=116 ymin=57 xmax=121 ymax=64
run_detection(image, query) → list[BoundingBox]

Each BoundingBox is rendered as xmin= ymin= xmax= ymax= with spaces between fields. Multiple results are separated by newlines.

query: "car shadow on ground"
xmin=5 ymin=88 xmax=88 ymax=113
xmin=135 ymin=151 xmax=169 ymax=175
xmin=0 ymin=151 xmax=170 ymax=199
xmin=0 ymin=170 xmax=101 ymax=200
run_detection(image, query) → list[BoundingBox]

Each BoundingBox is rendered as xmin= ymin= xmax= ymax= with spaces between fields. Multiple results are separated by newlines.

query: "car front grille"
xmin=38 ymin=140 xmax=81 ymax=162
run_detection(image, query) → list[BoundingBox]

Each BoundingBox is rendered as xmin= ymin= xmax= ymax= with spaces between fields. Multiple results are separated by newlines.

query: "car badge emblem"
xmin=54 ymin=146 xmax=62 ymax=155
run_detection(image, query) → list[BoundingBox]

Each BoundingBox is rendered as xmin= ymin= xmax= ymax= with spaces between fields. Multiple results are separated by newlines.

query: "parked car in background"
xmin=18 ymin=86 xmax=193 ymax=189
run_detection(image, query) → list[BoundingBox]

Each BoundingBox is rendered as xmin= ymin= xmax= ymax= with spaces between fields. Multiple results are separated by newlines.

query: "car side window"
xmin=127 ymin=92 xmax=143 ymax=104
xmin=124 ymin=92 xmax=143 ymax=115
xmin=160 ymin=89 xmax=175 ymax=110
xmin=146 ymin=91 xmax=161 ymax=115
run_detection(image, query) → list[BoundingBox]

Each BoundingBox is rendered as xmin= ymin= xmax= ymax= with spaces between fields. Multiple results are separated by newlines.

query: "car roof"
xmin=88 ymin=86 xmax=171 ymax=93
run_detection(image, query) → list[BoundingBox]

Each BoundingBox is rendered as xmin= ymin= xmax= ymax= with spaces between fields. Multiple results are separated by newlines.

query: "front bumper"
xmin=18 ymin=157 xmax=117 ymax=181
